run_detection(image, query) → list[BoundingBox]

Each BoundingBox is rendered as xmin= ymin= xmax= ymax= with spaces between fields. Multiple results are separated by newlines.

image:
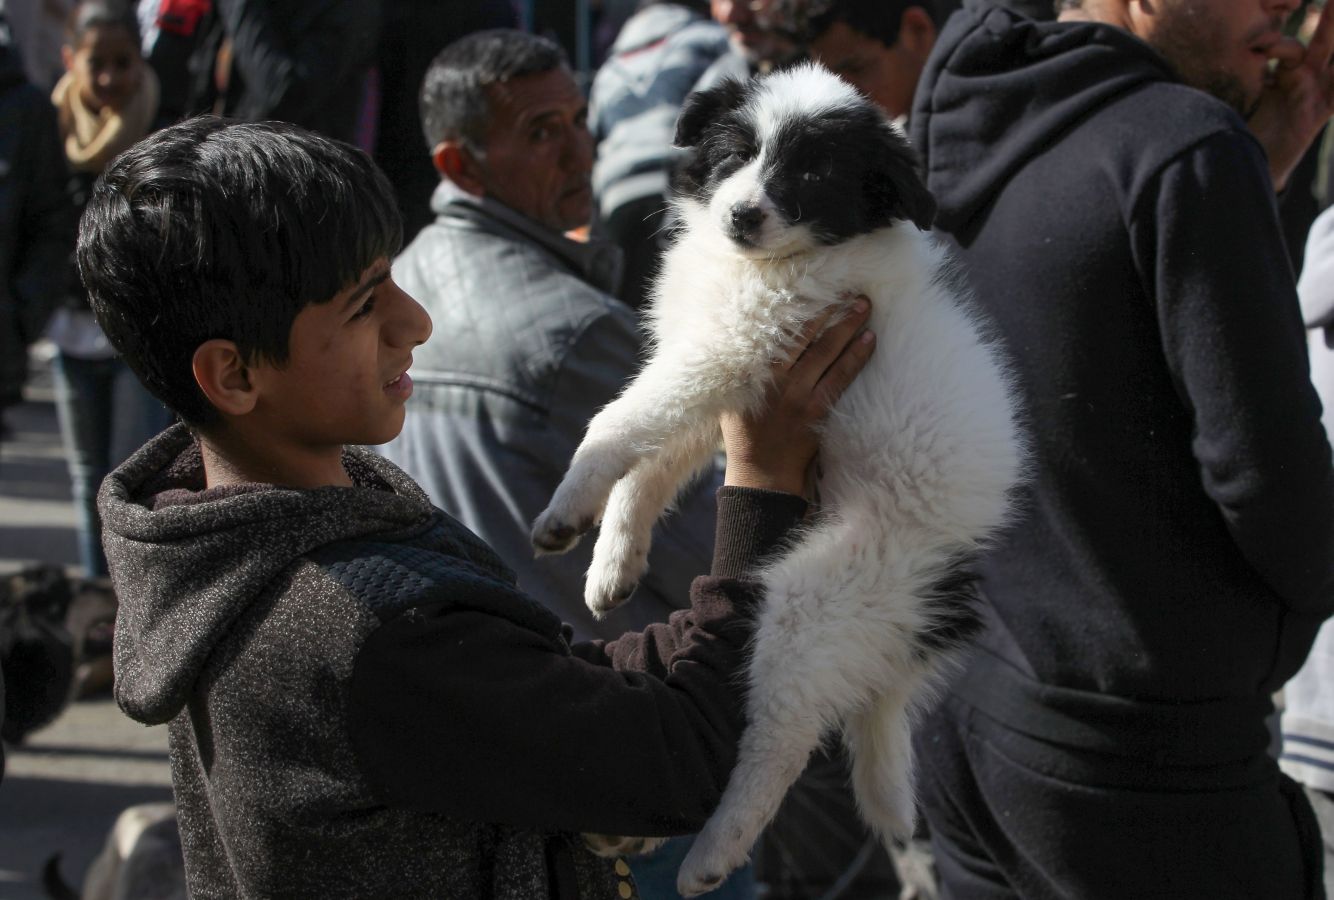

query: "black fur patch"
xmin=913 ymin=553 xmax=983 ymax=659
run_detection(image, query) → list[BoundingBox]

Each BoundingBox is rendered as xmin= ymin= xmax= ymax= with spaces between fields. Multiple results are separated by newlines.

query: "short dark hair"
xmin=65 ymin=0 xmax=141 ymax=47
xmin=77 ymin=117 xmax=403 ymax=428
xmin=806 ymin=0 xmax=941 ymax=47
xmin=419 ymin=29 xmax=567 ymax=155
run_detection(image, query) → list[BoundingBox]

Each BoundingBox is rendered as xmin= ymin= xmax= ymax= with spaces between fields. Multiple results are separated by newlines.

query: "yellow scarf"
xmin=51 ymin=66 xmax=160 ymax=174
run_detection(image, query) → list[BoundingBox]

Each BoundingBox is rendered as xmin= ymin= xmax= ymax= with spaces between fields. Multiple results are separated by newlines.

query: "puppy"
xmin=533 ymin=63 xmax=1023 ymax=896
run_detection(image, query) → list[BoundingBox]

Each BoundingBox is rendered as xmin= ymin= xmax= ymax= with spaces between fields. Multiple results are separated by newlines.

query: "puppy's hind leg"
xmin=677 ymin=708 xmax=825 ymax=897
xmin=844 ymin=686 xmax=919 ymax=845
xmin=585 ymin=424 xmax=721 ymax=616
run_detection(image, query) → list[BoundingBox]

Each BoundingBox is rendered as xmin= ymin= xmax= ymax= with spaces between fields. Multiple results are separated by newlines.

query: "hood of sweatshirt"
xmin=101 ymin=425 xmax=438 ymax=725
xmin=910 ymin=0 xmax=1175 ymax=233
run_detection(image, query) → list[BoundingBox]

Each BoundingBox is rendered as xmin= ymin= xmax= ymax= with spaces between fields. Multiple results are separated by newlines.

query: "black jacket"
xmin=912 ymin=2 xmax=1334 ymax=761
xmin=0 ymin=43 xmax=72 ymax=407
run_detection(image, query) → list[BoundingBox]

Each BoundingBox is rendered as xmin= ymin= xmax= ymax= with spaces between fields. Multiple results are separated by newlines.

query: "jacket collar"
xmin=429 ymin=181 xmax=623 ymax=296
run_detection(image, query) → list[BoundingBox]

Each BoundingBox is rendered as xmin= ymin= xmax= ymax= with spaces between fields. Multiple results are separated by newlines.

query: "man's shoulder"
xmin=396 ymin=214 xmax=617 ymax=315
xmin=1092 ymin=80 xmax=1255 ymax=160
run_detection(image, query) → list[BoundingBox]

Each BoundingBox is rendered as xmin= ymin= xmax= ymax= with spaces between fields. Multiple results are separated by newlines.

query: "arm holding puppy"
xmin=346 ymin=298 xmax=874 ymax=837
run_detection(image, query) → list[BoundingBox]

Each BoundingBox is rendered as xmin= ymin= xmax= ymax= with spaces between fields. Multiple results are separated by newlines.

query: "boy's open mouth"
xmin=384 ymin=370 xmax=413 ymax=399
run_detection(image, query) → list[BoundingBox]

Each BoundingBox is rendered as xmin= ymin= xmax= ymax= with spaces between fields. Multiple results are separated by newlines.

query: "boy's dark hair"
xmin=77 ymin=117 xmax=403 ymax=428
xmin=419 ymin=29 xmax=567 ymax=155
xmin=806 ymin=0 xmax=940 ymax=47
xmin=66 ymin=0 xmax=141 ymax=47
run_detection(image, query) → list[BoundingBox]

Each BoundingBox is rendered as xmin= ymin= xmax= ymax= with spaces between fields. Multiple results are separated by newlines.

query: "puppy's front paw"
xmin=581 ymin=833 xmax=668 ymax=858
xmin=531 ymin=506 xmax=594 ymax=556
xmin=585 ymin=574 xmax=638 ymax=619
xmin=584 ymin=536 xmax=650 ymax=617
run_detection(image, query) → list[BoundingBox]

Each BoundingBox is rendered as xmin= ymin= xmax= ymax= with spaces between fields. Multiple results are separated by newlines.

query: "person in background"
xmin=1282 ymin=202 xmax=1334 ymax=900
xmin=0 ymin=11 xmax=71 ymax=435
xmin=909 ymin=0 xmax=1334 ymax=895
xmin=47 ymin=0 xmax=169 ymax=579
xmin=804 ymin=0 xmax=941 ymax=125
xmin=709 ymin=0 xmax=803 ymax=75
xmin=588 ymin=0 xmax=730 ymax=310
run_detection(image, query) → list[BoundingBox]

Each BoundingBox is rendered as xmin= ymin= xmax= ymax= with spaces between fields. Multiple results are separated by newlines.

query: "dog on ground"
xmin=533 ymin=63 xmax=1024 ymax=896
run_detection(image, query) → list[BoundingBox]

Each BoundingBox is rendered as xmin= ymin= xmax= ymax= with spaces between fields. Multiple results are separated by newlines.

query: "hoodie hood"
xmin=101 ymin=425 xmax=437 ymax=725
xmin=911 ymin=1 xmax=1174 ymax=233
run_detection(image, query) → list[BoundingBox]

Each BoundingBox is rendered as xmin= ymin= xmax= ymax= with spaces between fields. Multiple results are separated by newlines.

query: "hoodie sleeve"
xmin=346 ymin=486 xmax=806 ymax=838
xmin=1131 ymin=128 xmax=1334 ymax=616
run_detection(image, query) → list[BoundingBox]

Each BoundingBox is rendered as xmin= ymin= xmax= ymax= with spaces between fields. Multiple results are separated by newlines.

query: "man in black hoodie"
xmin=910 ymin=1 xmax=1334 ymax=897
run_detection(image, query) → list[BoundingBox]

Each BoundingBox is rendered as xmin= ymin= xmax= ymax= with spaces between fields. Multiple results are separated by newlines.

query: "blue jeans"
xmin=631 ymin=836 xmax=757 ymax=900
xmin=52 ymin=353 xmax=171 ymax=577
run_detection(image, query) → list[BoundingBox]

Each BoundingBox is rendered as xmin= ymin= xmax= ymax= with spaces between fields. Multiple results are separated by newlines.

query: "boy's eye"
xmin=351 ymin=296 xmax=376 ymax=320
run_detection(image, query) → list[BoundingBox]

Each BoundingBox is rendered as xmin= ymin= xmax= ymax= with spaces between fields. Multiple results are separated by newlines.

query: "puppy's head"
xmin=672 ymin=63 xmax=935 ymax=258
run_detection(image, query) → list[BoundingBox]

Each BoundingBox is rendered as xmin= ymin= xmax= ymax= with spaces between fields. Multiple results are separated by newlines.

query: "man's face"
xmin=248 ymin=259 xmax=433 ymax=450
xmin=711 ymin=0 xmax=799 ymax=67
xmin=809 ymin=20 xmax=923 ymax=121
xmin=1139 ymin=0 xmax=1297 ymax=115
xmin=473 ymin=67 xmax=594 ymax=233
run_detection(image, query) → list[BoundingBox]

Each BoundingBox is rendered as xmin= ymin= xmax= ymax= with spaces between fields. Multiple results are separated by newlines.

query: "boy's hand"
xmin=721 ymin=297 xmax=875 ymax=497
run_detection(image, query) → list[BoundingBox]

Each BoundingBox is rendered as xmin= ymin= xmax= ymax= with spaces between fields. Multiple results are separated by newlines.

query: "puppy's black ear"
xmin=674 ymin=78 xmax=749 ymax=148
xmin=867 ymin=124 xmax=937 ymax=232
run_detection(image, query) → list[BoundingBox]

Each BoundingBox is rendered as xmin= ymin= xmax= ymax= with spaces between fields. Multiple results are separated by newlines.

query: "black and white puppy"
xmin=533 ymin=64 xmax=1023 ymax=895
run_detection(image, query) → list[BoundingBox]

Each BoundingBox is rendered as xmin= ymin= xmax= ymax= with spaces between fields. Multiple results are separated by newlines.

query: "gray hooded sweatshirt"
xmin=102 ymin=424 xmax=801 ymax=898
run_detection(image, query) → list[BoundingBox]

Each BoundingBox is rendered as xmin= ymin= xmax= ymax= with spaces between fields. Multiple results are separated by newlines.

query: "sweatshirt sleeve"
xmin=1133 ymin=129 xmax=1334 ymax=615
xmin=346 ymin=486 xmax=806 ymax=838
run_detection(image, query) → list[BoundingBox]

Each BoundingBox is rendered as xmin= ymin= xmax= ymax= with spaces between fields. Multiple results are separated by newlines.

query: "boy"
xmin=80 ymin=116 xmax=875 ymax=898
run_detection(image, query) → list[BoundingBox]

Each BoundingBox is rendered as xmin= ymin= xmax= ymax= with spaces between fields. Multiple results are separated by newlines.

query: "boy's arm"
xmin=346 ymin=486 xmax=803 ymax=838
xmin=569 ymin=486 xmax=806 ymax=673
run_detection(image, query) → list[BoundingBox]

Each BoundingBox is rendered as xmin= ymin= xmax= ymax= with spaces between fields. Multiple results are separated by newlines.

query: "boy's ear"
xmin=432 ymin=140 xmax=486 ymax=196
xmin=192 ymin=340 xmax=258 ymax=417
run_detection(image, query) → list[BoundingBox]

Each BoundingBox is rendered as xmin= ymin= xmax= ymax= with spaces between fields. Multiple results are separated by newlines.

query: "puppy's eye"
xmin=802 ymin=171 xmax=824 ymax=183
xmin=726 ymin=148 xmax=753 ymax=164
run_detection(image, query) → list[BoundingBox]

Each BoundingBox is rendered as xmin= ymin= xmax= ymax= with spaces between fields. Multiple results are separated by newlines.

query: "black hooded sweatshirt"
xmin=911 ymin=2 xmax=1334 ymax=763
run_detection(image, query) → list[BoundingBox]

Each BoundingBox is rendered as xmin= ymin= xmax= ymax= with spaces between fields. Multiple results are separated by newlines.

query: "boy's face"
xmin=246 ymin=259 xmax=432 ymax=451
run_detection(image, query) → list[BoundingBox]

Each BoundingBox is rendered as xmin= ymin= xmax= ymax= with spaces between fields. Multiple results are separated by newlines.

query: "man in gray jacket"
xmin=380 ymin=29 xmax=718 ymax=642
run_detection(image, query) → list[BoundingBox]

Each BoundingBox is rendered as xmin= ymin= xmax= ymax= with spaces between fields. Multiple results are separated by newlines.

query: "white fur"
xmin=533 ymin=68 xmax=1023 ymax=897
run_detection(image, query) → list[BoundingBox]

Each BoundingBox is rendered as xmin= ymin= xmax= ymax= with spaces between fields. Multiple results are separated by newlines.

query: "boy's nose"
xmin=402 ymin=293 xmax=433 ymax=347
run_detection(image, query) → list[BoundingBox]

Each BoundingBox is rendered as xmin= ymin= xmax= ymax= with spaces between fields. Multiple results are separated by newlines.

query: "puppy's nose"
xmin=730 ymin=202 xmax=765 ymax=233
